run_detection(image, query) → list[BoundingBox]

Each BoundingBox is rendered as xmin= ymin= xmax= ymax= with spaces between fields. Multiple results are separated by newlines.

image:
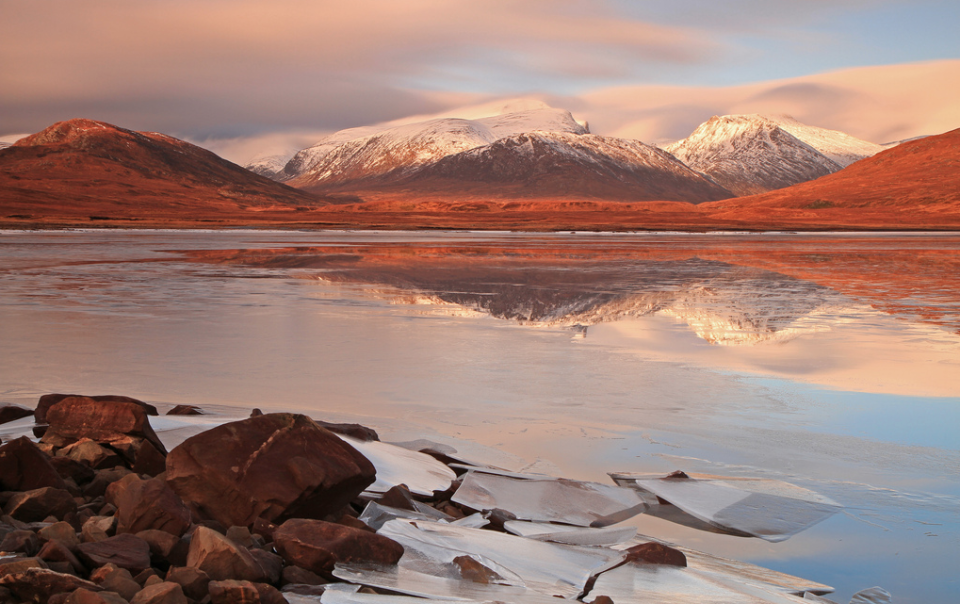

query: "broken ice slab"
xmin=503 ymin=520 xmax=636 ymax=546
xmin=333 ymin=564 xmax=570 ymax=604
xmin=340 ymin=436 xmax=457 ymax=496
xmin=359 ymin=500 xmax=452 ymax=531
xmin=451 ymin=470 xmax=646 ymax=527
xmin=374 ymin=518 xmax=625 ymax=599
xmin=610 ymin=471 xmax=842 ymax=542
xmin=450 ymin=513 xmax=490 ymax=529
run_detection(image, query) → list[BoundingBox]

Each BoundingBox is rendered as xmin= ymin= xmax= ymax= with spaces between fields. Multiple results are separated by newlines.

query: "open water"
xmin=1 ymin=229 xmax=958 ymax=603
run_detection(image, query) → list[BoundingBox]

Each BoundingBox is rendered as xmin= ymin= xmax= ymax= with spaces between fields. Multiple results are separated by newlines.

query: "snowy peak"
xmin=282 ymin=106 xmax=586 ymax=187
xmin=764 ymin=114 xmax=884 ymax=167
xmin=665 ymin=115 xmax=848 ymax=196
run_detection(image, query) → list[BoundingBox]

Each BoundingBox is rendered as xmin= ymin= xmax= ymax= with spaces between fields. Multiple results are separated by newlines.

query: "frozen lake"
xmin=1 ymin=229 xmax=958 ymax=603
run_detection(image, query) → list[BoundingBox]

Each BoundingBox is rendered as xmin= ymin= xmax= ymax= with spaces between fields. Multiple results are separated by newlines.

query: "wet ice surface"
xmin=1 ymin=230 xmax=959 ymax=603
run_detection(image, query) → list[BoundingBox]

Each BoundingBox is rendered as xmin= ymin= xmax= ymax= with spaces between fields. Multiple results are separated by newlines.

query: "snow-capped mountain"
xmin=283 ymin=105 xmax=587 ymax=189
xmin=664 ymin=115 xmax=882 ymax=196
xmin=244 ymin=152 xmax=293 ymax=180
xmin=0 ymin=142 xmax=11 ymax=151
xmin=390 ymin=131 xmax=732 ymax=202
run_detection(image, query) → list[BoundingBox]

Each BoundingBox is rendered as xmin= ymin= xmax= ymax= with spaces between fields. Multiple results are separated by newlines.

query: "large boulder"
xmin=77 ymin=534 xmax=152 ymax=572
xmin=0 ymin=436 xmax=67 ymax=491
xmin=185 ymin=526 xmax=264 ymax=583
xmin=105 ymin=474 xmax=192 ymax=537
xmin=273 ymin=518 xmax=404 ymax=574
xmin=165 ymin=414 xmax=375 ymax=528
xmin=4 ymin=487 xmax=77 ymax=523
xmin=36 ymin=394 xmax=158 ymax=424
xmin=0 ymin=568 xmax=101 ymax=603
xmin=40 ymin=397 xmax=166 ymax=461
xmin=0 ymin=403 xmax=34 ymax=425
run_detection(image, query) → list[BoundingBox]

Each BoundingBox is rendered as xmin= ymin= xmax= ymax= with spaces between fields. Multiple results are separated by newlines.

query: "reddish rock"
xmin=273 ymin=518 xmax=404 ymax=575
xmin=0 ymin=567 xmax=102 ymax=603
xmin=0 ymin=403 xmax=34 ymax=425
xmin=58 ymin=439 xmax=124 ymax=470
xmin=186 ymin=526 xmax=263 ymax=583
xmin=254 ymin=582 xmax=288 ymax=604
xmin=77 ymin=533 xmax=152 ymax=571
xmin=37 ymin=539 xmax=86 ymax=575
xmin=0 ymin=557 xmax=48 ymax=577
xmin=133 ymin=569 xmax=161 ymax=587
xmin=0 ymin=530 xmax=41 ymax=555
xmin=105 ymin=474 xmax=192 ymax=537
xmin=166 ymin=406 xmax=203 ymax=416
xmin=82 ymin=467 xmax=134 ymax=499
xmin=454 ymin=555 xmax=505 ymax=584
xmin=315 ymin=420 xmax=379 ymax=442
xmin=4 ymin=487 xmax=77 ymax=523
xmin=36 ymin=394 xmax=158 ymax=424
xmin=82 ymin=516 xmax=116 ymax=543
xmin=165 ymin=414 xmax=375 ymax=528
xmin=38 ymin=521 xmax=81 ymax=549
xmin=624 ymin=542 xmax=687 ymax=567
xmin=129 ymin=581 xmax=188 ymax=604
xmin=49 ymin=456 xmax=97 ymax=485
xmin=0 ymin=437 xmax=68 ymax=491
xmin=164 ymin=567 xmax=210 ymax=601
xmin=41 ymin=396 xmax=166 ymax=456
xmin=90 ymin=564 xmax=141 ymax=601
xmin=280 ymin=565 xmax=326 ymax=586
xmin=136 ymin=529 xmax=180 ymax=564
xmin=65 ymin=589 xmax=129 ymax=604
xmin=110 ymin=436 xmax=167 ymax=477
xmin=247 ymin=549 xmax=282 ymax=585
xmin=377 ymin=484 xmax=417 ymax=511
xmin=208 ymin=579 xmax=260 ymax=604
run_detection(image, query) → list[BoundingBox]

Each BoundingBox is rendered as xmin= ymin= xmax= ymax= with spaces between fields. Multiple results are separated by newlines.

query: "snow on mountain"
xmin=399 ymin=131 xmax=732 ymax=202
xmin=282 ymin=106 xmax=587 ymax=188
xmin=244 ymin=152 xmax=294 ymax=180
xmin=0 ymin=142 xmax=11 ymax=151
xmin=767 ymin=115 xmax=884 ymax=167
xmin=664 ymin=115 xmax=847 ymax=196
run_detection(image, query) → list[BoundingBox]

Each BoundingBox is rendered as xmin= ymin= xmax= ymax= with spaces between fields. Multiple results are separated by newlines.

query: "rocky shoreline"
xmin=0 ymin=395 xmax=886 ymax=604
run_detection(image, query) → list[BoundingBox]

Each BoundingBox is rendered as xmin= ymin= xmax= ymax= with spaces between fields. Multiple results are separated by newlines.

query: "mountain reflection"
xmin=182 ymin=243 xmax=854 ymax=346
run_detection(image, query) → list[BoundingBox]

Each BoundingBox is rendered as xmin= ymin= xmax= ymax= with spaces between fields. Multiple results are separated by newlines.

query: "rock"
xmin=377 ymin=484 xmax=417 ymax=511
xmin=166 ymin=406 xmax=203 ymax=416
xmin=208 ymin=579 xmax=260 ymax=604
xmin=225 ymin=526 xmax=255 ymax=549
xmin=57 ymin=440 xmax=124 ymax=470
xmin=38 ymin=521 xmax=81 ymax=549
xmin=185 ymin=526 xmax=263 ymax=582
xmin=65 ymin=589 xmax=128 ymax=604
xmin=453 ymin=555 xmax=505 ymax=584
xmin=280 ymin=565 xmax=326 ymax=586
xmin=133 ymin=569 xmax=161 ymax=586
xmin=77 ymin=533 xmax=152 ymax=571
xmin=165 ymin=414 xmax=375 ymax=528
xmin=36 ymin=394 xmax=158 ymax=425
xmin=0 ymin=404 xmax=34 ymax=425
xmin=0 ymin=437 xmax=68 ymax=492
xmin=315 ymin=420 xmax=379 ymax=442
xmin=110 ymin=437 xmax=167 ymax=477
xmin=129 ymin=581 xmax=188 ymax=604
xmin=90 ymin=564 xmax=141 ymax=601
xmin=41 ymin=396 xmax=166 ymax=456
xmin=4 ymin=487 xmax=77 ymax=523
xmin=624 ymin=542 xmax=687 ymax=567
xmin=136 ymin=529 xmax=180 ymax=566
xmin=82 ymin=516 xmax=116 ymax=543
xmin=0 ymin=567 xmax=101 ymax=603
xmin=143 ymin=575 xmax=163 ymax=588
xmin=83 ymin=467 xmax=134 ymax=499
xmin=273 ymin=518 xmax=404 ymax=574
xmin=0 ymin=529 xmax=41 ymax=555
xmin=49 ymin=457 xmax=97 ymax=486
xmin=164 ymin=567 xmax=210 ymax=601
xmin=37 ymin=540 xmax=86 ymax=575
xmin=247 ymin=548 xmax=282 ymax=585
xmin=105 ymin=474 xmax=192 ymax=537
xmin=0 ymin=558 xmax=48 ymax=577
xmin=254 ymin=582 xmax=288 ymax=604
xmin=591 ymin=597 xmax=615 ymax=604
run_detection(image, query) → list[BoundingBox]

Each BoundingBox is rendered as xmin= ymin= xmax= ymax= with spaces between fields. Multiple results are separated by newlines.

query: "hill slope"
xmin=0 ymin=119 xmax=334 ymax=222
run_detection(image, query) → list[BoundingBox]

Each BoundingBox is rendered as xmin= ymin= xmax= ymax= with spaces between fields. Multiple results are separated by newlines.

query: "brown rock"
xmin=166 ymin=406 xmax=203 ymax=416
xmin=254 ymin=582 xmax=288 ymax=604
xmin=225 ymin=526 xmax=254 ymax=549
xmin=136 ymin=529 xmax=180 ymax=563
xmin=41 ymin=396 xmax=166 ymax=456
xmin=0 ymin=567 xmax=101 ymax=603
xmin=315 ymin=420 xmax=379 ymax=442
xmin=208 ymin=579 xmax=259 ymax=604
xmin=36 ymin=394 xmax=158 ymax=425
xmin=0 ymin=529 xmax=40 ymax=555
xmin=0 ymin=557 xmax=48 ymax=577
xmin=590 ymin=596 xmax=615 ymax=604
xmin=377 ymin=484 xmax=417 ymax=511
xmin=83 ymin=467 xmax=134 ymax=499
xmin=65 ymin=589 xmax=128 ymax=604
xmin=247 ymin=548 xmax=282 ymax=585
xmin=58 ymin=440 xmax=124 ymax=470
xmin=453 ymin=555 xmax=505 ymax=584
xmin=77 ymin=533 xmax=152 ymax=571
xmin=185 ymin=526 xmax=262 ymax=582
xmin=37 ymin=540 xmax=86 ymax=575
xmin=4 ymin=487 xmax=77 ymax=523
xmin=49 ymin=457 xmax=97 ymax=486
xmin=164 ymin=567 xmax=210 ymax=601
xmin=129 ymin=581 xmax=188 ymax=604
xmin=273 ymin=518 xmax=403 ymax=575
xmin=82 ymin=516 xmax=116 ymax=543
xmin=90 ymin=564 xmax=141 ymax=601
xmin=279 ymin=565 xmax=326 ymax=586
xmin=38 ymin=521 xmax=81 ymax=549
xmin=106 ymin=474 xmax=191 ymax=537
xmin=0 ymin=403 xmax=34 ymax=425
xmin=165 ymin=414 xmax=375 ymax=528
xmin=133 ymin=569 xmax=161 ymax=586
xmin=0 ymin=437 xmax=68 ymax=492
xmin=624 ymin=542 xmax=687 ymax=567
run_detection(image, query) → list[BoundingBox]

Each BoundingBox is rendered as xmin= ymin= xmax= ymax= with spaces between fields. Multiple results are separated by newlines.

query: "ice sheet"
xmin=503 ymin=521 xmax=636 ymax=546
xmin=340 ymin=436 xmax=457 ymax=496
xmin=611 ymin=472 xmax=842 ymax=542
xmin=452 ymin=470 xmax=646 ymax=527
xmin=359 ymin=501 xmax=452 ymax=531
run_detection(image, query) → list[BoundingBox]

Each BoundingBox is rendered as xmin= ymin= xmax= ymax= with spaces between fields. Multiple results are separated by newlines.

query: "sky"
xmin=1 ymin=0 xmax=958 ymax=163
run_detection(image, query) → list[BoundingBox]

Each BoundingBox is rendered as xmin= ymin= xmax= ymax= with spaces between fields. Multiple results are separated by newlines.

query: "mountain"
xmin=283 ymin=105 xmax=588 ymax=190
xmin=378 ymin=131 xmax=733 ymax=203
xmin=665 ymin=115 xmax=883 ymax=196
xmin=0 ymin=118 xmax=337 ymax=223
xmin=702 ymin=127 xmax=960 ymax=216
